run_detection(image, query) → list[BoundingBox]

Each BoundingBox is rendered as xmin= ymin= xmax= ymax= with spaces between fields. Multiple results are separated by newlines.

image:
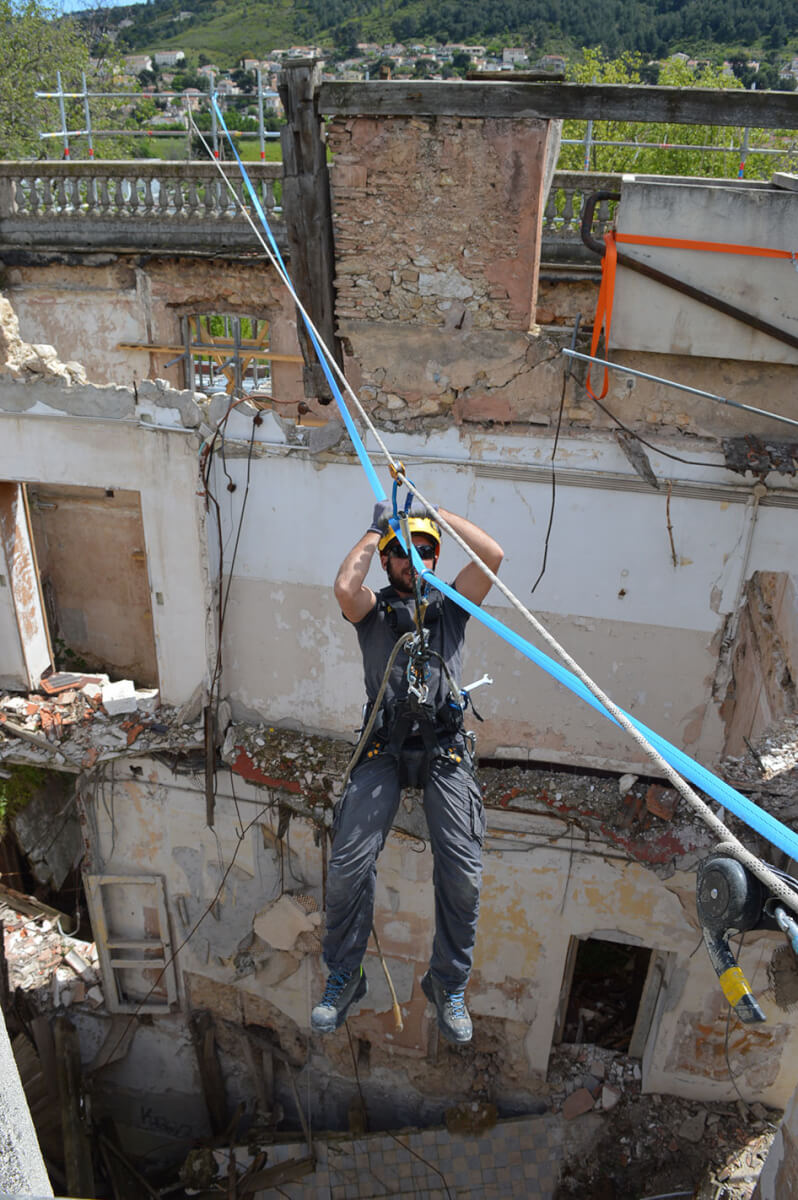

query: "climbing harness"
xmin=346 ymin=469 xmax=474 ymax=790
xmin=207 ymin=102 xmax=798 ymax=1012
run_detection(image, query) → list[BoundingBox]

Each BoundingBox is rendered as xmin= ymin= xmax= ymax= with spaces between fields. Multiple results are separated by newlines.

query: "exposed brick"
xmin=646 ymin=784 xmax=679 ymax=821
xmin=562 ymin=1087 xmax=596 ymax=1119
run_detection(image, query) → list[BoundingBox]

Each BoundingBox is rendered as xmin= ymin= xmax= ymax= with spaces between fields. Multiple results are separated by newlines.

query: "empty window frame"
xmin=85 ymin=874 xmax=178 ymax=1014
xmin=553 ymin=935 xmax=668 ymax=1058
xmin=183 ymin=314 xmax=271 ymax=398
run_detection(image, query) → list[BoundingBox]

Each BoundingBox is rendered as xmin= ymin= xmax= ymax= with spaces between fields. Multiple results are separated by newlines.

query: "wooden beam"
xmin=319 ymin=80 xmax=798 ymax=130
xmin=239 ymin=1155 xmax=315 ymax=1195
xmin=0 ymin=882 xmax=75 ymax=931
xmin=117 ymin=342 xmax=303 ymax=363
xmin=54 ymin=1016 xmax=96 ymax=1198
xmin=279 ymin=60 xmax=343 ymax=401
xmin=189 ymin=1010 xmax=228 ymax=1136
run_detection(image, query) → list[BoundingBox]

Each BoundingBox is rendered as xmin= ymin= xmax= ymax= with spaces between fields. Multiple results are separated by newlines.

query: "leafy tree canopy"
xmin=0 ymin=0 xmax=144 ymax=159
xmin=0 ymin=0 xmax=90 ymax=158
xmin=559 ymin=49 xmax=795 ymax=180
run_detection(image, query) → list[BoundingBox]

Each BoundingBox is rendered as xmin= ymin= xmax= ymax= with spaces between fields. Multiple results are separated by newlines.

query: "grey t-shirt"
xmin=352 ymin=583 xmax=469 ymax=716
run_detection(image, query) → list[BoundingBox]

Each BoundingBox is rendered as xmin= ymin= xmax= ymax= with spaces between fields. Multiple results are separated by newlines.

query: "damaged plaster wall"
xmin=212 ymin=406 xmax=798 ymax=773
xmin=0 ymin=296 xmax=213 ymax=705
xmin=71 ymin=743 xmax=798 ymax=1149
xmin=754 ymin=1080 xmax=798 ymax=1200
xmin=326 ymin=119 xmax=798 ymax=442
xmin=0 ymin=1009 xmax=53 ymax=1198
xmin=719 ymin=571 xmax=798 ymax=758
xmin=2 ymin=257 xmax=306 ymax=404
xmin=2 ymin=120 xmax=798 ymax=1150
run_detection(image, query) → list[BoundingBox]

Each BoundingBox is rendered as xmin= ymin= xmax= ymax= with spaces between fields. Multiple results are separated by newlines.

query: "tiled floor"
xmin=258 ymin=1114 xmax=562 ymax=1198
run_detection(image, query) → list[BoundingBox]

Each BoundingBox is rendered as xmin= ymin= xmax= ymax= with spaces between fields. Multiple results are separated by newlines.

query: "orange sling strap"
xmin=585 ymin=231 xmax=796 ymax=400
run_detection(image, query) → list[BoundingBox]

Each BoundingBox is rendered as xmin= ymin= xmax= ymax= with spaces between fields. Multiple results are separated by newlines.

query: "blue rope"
xmin=219 ymin=99 xmax=798 ymax=864
xmin=210 ymin=96 xmax=386 ymax=502
xmin=419 ymin=566 xmax=798 ymax=863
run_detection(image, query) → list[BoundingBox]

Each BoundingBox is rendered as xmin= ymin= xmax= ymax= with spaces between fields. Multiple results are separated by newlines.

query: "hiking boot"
xmin=311 ymin=966 xmax=367 ymax=1033
xmin=421 ymin=970 xmax=472 ymax=1044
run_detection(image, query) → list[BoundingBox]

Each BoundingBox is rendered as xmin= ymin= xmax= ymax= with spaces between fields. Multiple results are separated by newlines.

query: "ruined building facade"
xmin=1 ymin=70 xmax=798 ymax=1172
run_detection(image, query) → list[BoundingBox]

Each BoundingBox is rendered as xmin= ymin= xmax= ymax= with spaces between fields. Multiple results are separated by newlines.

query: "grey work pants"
xmin=323 ymin=734 xmax=486 ymax=991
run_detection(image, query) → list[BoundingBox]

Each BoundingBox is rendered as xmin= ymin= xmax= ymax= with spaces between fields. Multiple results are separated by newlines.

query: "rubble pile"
xmin=0 ymin=295 xmax=87 ymax=385
xmin=551 ymin=1045 xmax=780 ymax=1199
xmin=480 ymin=761 xmax=718 ymax=877
xmin=0 ymin=674 xmax=202 ymax=771
xmin=722 ymin=716 xmax=798 ymax=820
xmin=1 ymin=898 xmax=102 ymax=1011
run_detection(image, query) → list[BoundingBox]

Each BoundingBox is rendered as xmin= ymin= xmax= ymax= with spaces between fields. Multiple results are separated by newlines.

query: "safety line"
xmin=209 ymin=106 xmax=798 ymax=914
xmin=420 ymin=570 xmax=798 ymax=862
xmin=563 ymin=348 xmax=798 ymax=432
xmin=207 ymin=99 xmax=387 ymax=500
xmin=586 ymin=229 xmax=798 ymax=401
xmin=616 ymin=233 xmax=796 ymax=260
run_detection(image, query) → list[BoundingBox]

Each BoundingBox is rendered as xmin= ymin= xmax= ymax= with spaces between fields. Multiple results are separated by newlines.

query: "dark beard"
xmin=385 ymin=556 xmax=414 ymax=596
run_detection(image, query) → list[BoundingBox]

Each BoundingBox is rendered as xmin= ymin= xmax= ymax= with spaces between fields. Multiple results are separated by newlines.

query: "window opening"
xmin=26 ymin=484 xmax=158 ymax=689
xmin=85 ymin=874 xmax=177 ymax=1014
xmin=184 ymin=313 xmax=271 ymax=398
xmin=555 ymin=936 xmax=655 ymax=1055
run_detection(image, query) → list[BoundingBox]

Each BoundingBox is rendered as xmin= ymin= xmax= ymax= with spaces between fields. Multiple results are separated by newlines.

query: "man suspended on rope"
xmin=311 ymin=499 xmax=504 ymax=1043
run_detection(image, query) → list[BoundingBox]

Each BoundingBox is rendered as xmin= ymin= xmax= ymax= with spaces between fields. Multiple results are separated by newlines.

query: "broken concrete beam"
xmin=101 ymin=680 xmax=137 ymax=716
xmin=253 ymin=895 xmax=320 ymax=952
xmin=134 ymin=688 xmax=160 ymax=714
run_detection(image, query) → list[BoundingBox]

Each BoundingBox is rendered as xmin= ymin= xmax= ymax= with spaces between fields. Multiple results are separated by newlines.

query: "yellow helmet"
xmin=378 ymin=515 xmax=441 ymax=555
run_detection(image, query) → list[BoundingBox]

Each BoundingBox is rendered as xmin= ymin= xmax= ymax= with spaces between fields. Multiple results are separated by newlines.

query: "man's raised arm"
xmin=438 ymin=507 xmax=504 ymax=607
xmin=334 ymin=500 xmax=394 ymax=623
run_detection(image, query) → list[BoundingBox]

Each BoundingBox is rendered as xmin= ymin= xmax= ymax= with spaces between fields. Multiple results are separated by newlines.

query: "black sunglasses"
xmin=389 ymin=542 xmax=436 ymax=561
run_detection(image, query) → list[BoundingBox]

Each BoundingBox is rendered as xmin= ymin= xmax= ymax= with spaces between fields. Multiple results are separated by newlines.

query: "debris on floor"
xmin=0 ymin=894 xmax=785 ymax=1200
xmin=550 ymin=1044 xmax=781 ymax=1199
xmin=0 ymin=679 xmax=199 ymax=772
xmin=1 ymin=897 xmax=100 ymax=1009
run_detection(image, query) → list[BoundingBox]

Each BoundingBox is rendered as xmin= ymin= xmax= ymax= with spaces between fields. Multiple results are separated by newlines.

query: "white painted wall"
xmin=612 ymin=180 xmax=798 ymax=364
xmin=215 ymin=413 xmax=798 ymax=771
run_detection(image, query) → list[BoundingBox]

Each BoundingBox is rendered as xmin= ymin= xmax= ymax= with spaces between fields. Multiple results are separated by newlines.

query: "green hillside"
xmin=107 ymin=0 xmax=798 ymax=68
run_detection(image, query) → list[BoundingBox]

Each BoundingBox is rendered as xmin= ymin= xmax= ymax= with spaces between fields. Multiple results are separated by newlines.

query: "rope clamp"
xmin=390 ymin=460 xmax=406 ymax=483
xmin=406 ymin=632 xmax=431 ymax=703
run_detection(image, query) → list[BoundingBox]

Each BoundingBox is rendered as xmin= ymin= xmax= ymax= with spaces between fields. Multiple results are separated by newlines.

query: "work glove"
xmin=367 ymin=499 xmax=394 ymax=535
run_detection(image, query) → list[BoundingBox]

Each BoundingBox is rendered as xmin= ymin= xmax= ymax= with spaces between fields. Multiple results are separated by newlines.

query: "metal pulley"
xmin=696 ymin=855 xmax=792 ymax=1024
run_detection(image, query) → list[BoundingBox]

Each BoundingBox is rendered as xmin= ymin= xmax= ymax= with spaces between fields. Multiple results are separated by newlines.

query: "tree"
xmin=451 ymin=50 xmax=474 ymax=76
xmin=332 ymin=19 xmax=361 ymax=59
xmin=0 ymin=0 xmax=91 ymax=158
xmin=555 ymin=49 xmax=784 ymax=180
xmin=231 ymin=67 xmax=256 ymax=91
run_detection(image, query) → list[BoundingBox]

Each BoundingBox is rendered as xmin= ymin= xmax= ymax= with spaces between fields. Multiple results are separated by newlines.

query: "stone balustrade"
xmin=0 ymin=160 xmax=615 ymax=263
xmin=541 ymin=170 xmax=621 ymax=266
xmin=0 ymin=160 xmax=285 ymax=255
